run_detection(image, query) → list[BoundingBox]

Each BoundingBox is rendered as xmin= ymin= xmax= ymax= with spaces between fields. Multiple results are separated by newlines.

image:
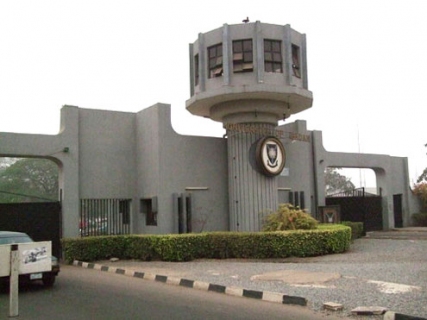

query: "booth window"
xmin=264 ymin=39 xmax=282 ymax=73
xmin=119 ymin=200 xmax=130 ymax=224
xmin=141 ymin=198 xmax=157 ymax=226
xmin=292 ymin=44 xmax=301 ymax=78
xmin=208 ymin=43 xmax=223 ymax=78
xmin=233 ymin=39 xmax=253 ymax=73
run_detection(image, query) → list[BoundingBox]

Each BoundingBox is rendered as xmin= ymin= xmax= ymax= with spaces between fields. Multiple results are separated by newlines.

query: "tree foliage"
xmin=0 ymin=158 xmax=58 ymax=203
xmin=417 ymin=168 xmax=427 ymax=184
xmin=325 ymin=167 xmax=355 ymax=195
xmin=413 ymin=143 xmax=427 ymax=212
xmin=413 ymin=183 xmax=427 ymax=212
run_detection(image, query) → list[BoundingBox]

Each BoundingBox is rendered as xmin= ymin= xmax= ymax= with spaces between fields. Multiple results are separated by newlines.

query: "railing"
xmin=327 ymin=187 xmax=378 ymax=198
xmin=79 ymin=199 xmax=131 ymax=237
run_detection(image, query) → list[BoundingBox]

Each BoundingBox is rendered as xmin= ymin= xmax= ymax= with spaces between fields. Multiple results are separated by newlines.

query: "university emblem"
xmin=266 ymin=143 xmax=278 ymax=168
xmin=255 ymin=136 xmax=286 ymax=177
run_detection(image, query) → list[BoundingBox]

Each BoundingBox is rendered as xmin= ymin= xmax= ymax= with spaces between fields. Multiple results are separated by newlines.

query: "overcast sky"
xmin=1 ymin=1 xmax=426 ymax=187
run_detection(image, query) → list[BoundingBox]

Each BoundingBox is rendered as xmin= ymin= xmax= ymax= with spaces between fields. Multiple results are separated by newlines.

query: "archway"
xmin=0 ymin=157 xmax=63 ymax=256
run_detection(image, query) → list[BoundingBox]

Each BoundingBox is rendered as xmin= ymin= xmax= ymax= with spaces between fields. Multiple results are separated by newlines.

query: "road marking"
xmin=368 ymin=280 xmax=421 ymax=294
xmin=291 ymin=284 xmax=336 ymax=289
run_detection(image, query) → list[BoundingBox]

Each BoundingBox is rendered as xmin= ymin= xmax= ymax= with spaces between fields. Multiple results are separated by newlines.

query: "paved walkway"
xmin=366 ymin=227 xmax=427 ymax=240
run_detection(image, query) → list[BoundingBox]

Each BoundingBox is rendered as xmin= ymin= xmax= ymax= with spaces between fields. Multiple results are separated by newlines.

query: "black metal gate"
xmin=326 ymin=188 xmax=383 ymax=231
xmin=0 ymin=202 xmax=62 ymax=257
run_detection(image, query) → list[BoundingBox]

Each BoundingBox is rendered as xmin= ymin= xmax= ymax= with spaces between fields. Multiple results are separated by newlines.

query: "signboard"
xmin=225 ymin=123 xmax=311 ymax=142
xmin=1 ymin=242 xmax=51 ymax=318
xmin=0 ymin=242 xmax=52 ymax=276
xmin=318 ymin=205 xmax=341 ymax=224
xmin=18 ymin=242 xmax=51 ymax=275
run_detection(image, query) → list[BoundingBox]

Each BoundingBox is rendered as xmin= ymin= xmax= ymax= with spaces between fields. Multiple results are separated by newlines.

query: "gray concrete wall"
xmin=278 ymin=120 xmax=316 ymax=213
xmin=78 ymin=108 xmax=137 ymax=199
xmin=135 ymin=104 xmax=229 ymax=234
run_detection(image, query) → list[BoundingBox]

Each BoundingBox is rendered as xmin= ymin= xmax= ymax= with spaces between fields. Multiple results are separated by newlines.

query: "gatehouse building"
xmin=0 ymin=21 xmax=420 ymax=238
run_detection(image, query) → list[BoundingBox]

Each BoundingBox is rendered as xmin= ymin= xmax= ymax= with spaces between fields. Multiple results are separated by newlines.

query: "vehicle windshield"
xmin=0 ymin=235 xmax=33 ymax=245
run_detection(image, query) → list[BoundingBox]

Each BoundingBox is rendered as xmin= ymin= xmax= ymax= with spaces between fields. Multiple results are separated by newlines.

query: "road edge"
xmin=72 ymin=260 xmax=307 ymax=306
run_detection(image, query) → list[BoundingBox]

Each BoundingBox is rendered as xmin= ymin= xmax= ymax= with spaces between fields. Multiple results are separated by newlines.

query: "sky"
xmin=0 ymin=0 xmax=426 ymax=187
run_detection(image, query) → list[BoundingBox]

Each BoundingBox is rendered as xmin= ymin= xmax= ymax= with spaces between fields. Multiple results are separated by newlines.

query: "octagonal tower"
xmin=186 ymin=21 xmax=313 ymax=231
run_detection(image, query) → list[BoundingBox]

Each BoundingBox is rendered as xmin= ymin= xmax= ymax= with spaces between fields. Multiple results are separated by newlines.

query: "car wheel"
xmin=42 ymin=273 xmax=56 ymax=287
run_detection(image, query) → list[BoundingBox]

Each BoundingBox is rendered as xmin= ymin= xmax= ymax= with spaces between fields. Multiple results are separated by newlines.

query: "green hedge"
xmin=340 ymin=221 xmax=364 ymax=239
xmin=62 ymin=224 xmax=351 ymax=263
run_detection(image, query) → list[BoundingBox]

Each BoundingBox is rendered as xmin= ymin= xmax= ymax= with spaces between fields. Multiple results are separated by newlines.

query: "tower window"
xmin=264 ymin=39 xmax=282 ymax=73
xmin=233 ymin=39 xmax=253 ymax=73
xmin=194 ymin=54 xmax=199 ymax=86
xmin=208 ymin=43 xmax=223 ymax=78
xmin=292 ymin=44 xmax=301 ymax=78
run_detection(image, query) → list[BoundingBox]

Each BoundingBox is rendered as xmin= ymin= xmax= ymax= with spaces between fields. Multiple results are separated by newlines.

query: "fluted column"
xmin=227 ymin=123 xmax=279 ymax=232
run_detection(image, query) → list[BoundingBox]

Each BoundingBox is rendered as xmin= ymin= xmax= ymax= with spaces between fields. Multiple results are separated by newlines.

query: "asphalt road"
xmin=0 ymin=265 xmax=347 ymax=320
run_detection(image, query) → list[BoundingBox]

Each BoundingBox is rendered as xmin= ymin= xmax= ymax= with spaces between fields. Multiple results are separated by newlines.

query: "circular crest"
xmin=255 ymin=136 xmax=286 ymax=177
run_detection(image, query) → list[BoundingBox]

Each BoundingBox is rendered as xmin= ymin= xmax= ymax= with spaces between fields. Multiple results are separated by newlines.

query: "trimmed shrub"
xmin=62 ymin=235 xmax=128 ymax=263
xmin=340 ymin=221 xmax=364 ymax=239
xmin=157 ymin=233 xmax=210 ymax=261
xmin=123 ymin=235 xmax=162 ymax=261
xmin=62 ymin=224 xmax=351 ymax=263
xmin=262 ymin=203 xmax=318 ymax=231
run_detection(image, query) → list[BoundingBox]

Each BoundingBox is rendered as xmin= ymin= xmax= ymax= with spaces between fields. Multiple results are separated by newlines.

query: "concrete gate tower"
xmin=186 ymin=21 xmax=313 ymax=231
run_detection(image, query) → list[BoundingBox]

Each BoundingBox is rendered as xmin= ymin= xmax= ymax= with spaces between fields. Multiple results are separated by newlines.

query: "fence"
xmin=80 ymin=199 xmax=131 ymax=237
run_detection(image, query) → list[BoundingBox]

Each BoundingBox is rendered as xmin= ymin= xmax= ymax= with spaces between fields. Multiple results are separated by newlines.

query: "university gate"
xmin=326 ymin=188 xmax=383 ymax=231
xmin=0 ymin=201 xmax=62 ymax=257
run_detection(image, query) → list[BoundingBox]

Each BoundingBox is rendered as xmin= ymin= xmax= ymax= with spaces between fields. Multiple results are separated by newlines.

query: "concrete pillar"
xmin=227 ymin=123 xmax=279 ymax=232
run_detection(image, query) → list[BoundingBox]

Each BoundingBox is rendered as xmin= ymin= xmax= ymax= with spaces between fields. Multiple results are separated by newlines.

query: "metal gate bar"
xmin=80 ymin=199 xmax=131 ymax=237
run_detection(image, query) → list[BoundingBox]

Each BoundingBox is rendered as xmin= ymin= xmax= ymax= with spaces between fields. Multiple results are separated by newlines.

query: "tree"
xmin=413 ymin=183 xmax=427 ymax=212
xmin=417 ymin=143 xmax=427 ymax=183
xmin=412 ymin=143 xmax=427 ymax=214
xmin=0 ymin=158 xmax=58 ymax=203
xmin=417 ymin=168 xmax=427 ymax=183
xmin=325 ymin=167 xmax=355 ymax=195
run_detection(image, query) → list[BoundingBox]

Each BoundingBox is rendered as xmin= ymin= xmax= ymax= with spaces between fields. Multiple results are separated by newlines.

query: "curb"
xmin=72 ymin=260 xmax=307 ymax=307
xmin=384 ymin=311 xmax=427 ymax=320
